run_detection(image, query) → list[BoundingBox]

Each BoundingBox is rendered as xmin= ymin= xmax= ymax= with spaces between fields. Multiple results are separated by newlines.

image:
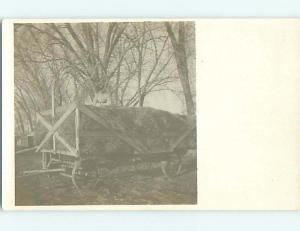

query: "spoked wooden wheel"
xmin=71 ymin=159 xmax=106 ymax=193
xmin=161 ymin=153 xmax=182 ymax=179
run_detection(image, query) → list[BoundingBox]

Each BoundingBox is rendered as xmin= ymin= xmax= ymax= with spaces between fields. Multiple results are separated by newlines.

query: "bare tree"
xmin=119 ymin=22 xmax=176 ymax=107
xmin=14 ymin=21 xmax=195 ymax=135
xmin=165 ymin=22 xmax=195 ymax=115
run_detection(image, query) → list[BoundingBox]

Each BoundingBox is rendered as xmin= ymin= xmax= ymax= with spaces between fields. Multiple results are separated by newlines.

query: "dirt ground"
xmin=15 ymin=151 xmax=197 ymax=206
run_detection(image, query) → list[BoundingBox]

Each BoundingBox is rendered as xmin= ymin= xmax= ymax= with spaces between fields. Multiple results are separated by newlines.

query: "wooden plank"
xmin=51 ymin=81 xmax=56 ymax=154
xmin=36 ymin=103 xmax=76 ymax=152
xmin=15 ymin=146 xmax=38 ymax=154
xmin=56 ymin=136 xmax=77 ymax=156
xmin=37 ymin=114 xmax=77 ymax=155
xmin=78 ymin=105 xmax=147 ymax=153
xmin=23 ymin=168 xmax=65 ymax=175
xmin=53 ymin=133 xmax=57 ymax=153
xmin=41 ymin=149 xmax=76 ymax=157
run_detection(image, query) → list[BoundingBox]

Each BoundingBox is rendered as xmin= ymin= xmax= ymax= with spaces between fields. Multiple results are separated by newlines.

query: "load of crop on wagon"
xmin=34 ymin=104 xmax=196 ymax=158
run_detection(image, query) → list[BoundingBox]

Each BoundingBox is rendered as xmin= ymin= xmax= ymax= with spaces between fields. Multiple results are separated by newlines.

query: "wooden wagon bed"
xmin=29 ymin=102 xmax=196 ymax=192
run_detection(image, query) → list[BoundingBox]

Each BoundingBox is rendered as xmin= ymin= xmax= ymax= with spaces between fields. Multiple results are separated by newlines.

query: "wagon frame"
xmin=27 ymin=101 xmax=196 ymax=193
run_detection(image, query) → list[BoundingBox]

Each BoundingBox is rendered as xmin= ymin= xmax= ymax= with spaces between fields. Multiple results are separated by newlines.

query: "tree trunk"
xmin=139 ymin=93 xmax=145 ymax=107
xmin=165 ymin=22 xmax=195 ymax=115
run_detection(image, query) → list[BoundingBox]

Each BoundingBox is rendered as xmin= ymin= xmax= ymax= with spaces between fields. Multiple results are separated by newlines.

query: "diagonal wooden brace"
xmin=36 ymin=102 xmax=77 ymax=152
xmin=36 ymin=114 xmax=77 ymax=156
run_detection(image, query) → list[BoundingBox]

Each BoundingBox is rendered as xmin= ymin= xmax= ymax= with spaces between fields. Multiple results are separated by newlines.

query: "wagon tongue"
xmin=22 ymin=168 xmax=65 ymax=177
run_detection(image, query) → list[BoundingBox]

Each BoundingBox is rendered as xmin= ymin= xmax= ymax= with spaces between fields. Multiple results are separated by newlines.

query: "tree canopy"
xmin=14 ymin=21 xmax=196 ymax=135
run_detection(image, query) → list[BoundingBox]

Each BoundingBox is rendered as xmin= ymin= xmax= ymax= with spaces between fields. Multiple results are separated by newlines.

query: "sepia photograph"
xmin=13 ymin=21 xmax=197 ymax=206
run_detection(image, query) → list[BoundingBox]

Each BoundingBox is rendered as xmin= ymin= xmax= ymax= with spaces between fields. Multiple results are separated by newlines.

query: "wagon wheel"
xmin=160 ymin=153 xmax=182 ymax=179
xmin=71 ymin=158 xmax=110 ymax=193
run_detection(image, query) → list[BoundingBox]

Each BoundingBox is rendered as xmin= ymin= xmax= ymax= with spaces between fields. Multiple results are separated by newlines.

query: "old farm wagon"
xmin=28 ymin=102 xmax=196 ymax=192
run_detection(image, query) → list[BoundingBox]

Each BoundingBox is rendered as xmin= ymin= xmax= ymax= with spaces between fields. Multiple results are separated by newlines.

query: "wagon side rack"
xmin=26 ymin=102 xmax=196 ymax=193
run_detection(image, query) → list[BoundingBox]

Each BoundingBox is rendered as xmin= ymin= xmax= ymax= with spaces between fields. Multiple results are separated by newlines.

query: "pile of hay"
xmin=34 ymin=104 xmax=196 ymax=157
